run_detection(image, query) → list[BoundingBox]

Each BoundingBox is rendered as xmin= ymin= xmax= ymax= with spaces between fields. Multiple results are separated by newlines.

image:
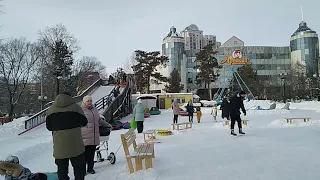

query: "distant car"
xmin=178 ymin=108 xmax=188 ymax=116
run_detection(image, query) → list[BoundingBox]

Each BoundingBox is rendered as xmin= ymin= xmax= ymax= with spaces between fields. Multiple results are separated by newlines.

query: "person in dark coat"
xmin=220 ymin=97 xmax=230 ymax=120
xmin=229 ymin=91 xmax=247 ymax=136
xmin=46 ymin=92 xmax=88 ymax=180
xmin=186 ymin=100 xmax=194 ymax=122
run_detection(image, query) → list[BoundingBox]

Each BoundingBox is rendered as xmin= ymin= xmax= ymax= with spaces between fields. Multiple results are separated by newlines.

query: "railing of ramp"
xmin=101 ymin=81 xmax=131 ymax=123
xmin=95 ymin=85 xmax=118 ymax=111
xmin=18 ymin=79 xmax=103 ymax=135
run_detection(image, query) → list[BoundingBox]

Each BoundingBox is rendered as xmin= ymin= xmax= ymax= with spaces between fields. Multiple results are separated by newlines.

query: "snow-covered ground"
xmin=1 ymin=100 xmax=320 ymax=180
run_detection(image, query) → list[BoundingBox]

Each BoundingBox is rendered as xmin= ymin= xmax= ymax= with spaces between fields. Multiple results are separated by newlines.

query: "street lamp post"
xmin=38 ymin=95 xmax=47 ymax=111
xmin=279 ymin=72 xmax=288 ymax=103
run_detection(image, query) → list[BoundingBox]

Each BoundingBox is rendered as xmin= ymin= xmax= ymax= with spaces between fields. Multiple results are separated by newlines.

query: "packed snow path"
xmin=1 ymin=101 xmax=320 ymax=179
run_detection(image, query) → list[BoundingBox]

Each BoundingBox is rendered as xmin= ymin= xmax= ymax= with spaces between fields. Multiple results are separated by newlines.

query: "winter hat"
xmin=5 ymin=156 xmax=19 ymax=164
xmin=137 ymin=99 xmax=142 ymax=104
xmin=83 ymin=95 xmax=92 ymax=103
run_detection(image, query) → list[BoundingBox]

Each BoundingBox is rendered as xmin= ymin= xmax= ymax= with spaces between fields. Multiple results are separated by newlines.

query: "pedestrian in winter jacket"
xmin=81 ymin=95 xmax=110 ymax=174
xmin=229 ymin=91 xmax=247 ymax=136
xmin=211 ymin=103 xmax=218 ymax=122
xmin=220 ymin=97 xmax=230 ymax=120
xmin=133 ymin=99 xmax=145 ymax=133
xmin=172 ymin=99 xmax=180 ymax=124
xmin=186 ymin=100 xmax=194 ymax=123
xmin=196 ymin=106 xmax=202 ymax=123
xmin=46 ymin=92 xmax=87 ymax=180
xmin=0 ymin=155 xmax=56 ymax=180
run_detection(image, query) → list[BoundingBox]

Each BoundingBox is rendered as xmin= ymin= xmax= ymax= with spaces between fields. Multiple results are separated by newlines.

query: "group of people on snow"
xmin=171 ymin=90 xmax=247 ymax=136
xmin=1 ymin=92 xmax=113 ymax=180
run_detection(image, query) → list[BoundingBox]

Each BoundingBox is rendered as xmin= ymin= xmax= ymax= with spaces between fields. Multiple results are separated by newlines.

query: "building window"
xmin=182 ymin=98 xmax=186 ymax=103
xmin=234 ymin=41 xmax=237 ymax=44
xmin=177 ymin=99 xmax=181 ymax=103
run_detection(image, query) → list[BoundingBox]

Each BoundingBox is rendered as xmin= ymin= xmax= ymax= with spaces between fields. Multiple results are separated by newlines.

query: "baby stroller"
xmin=95 ymin=116 xmax=116 ymax=164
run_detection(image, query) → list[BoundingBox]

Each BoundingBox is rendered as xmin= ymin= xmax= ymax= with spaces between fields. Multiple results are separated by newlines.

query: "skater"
xmin=220 ymin=97 xmax=230 ymax=120
xmin=229 ymin=91 xmax=247 ymax=136
xmin=196 ymin=106 xmax=202 ymax=123
xmin=172 ymin=99 xmax=180 ymax=124
xmin=0 ymin=155 xmax=58 ymax=180
xmin=186 ymin=100 xmax=194 ymax=123
xmin=211 ymin=103 xmax=218 ymax=122
xmin=133 ymin=99 xmax=145 ymax=133
xmin=46 ymin=92 xmax=87 ymax=180
xmin=81 ymin=96 xmax=111 ymax=174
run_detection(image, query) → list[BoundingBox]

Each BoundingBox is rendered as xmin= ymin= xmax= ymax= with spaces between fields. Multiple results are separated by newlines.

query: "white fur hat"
xmin=83 ymin=95 xmax=92 ymax=103
xmin=137 ymin=99 xmax=142 ymax=103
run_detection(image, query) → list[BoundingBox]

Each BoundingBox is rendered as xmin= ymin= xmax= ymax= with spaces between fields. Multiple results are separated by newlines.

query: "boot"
xmin=231 ymin=129 xmax=237 ymax=136
xmin=239 ymin=128 xmax=245 ymax=135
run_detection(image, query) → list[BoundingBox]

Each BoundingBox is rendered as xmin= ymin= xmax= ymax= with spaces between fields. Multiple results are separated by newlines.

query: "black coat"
xmin=220 ymin=99 xmax=231 ymax=119
xmin=229 ymin=95 xmax=246 ymax=116
xmin=186 ymin=104 xmax=194 ymax=115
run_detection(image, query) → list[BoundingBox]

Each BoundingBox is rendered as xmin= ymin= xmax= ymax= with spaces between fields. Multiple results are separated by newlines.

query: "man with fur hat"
xmin=229 ymin=90 xmax=247 ymax=136
xmin=46 ymin=92 xmax=88 ymax=180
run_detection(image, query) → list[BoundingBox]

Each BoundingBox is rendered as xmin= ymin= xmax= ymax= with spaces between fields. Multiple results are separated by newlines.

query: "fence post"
xmin=102 ymin=97 xmax=105 ymax=109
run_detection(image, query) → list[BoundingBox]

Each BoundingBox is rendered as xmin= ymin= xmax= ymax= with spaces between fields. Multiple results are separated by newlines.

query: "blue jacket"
xmin=133 ymin=103 xmax=145 ymax=121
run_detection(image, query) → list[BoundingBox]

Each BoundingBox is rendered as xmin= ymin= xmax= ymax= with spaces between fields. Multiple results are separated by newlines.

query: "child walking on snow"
xmin=196 ymin=106 xmax=202 ymax=123
xmin=211 ymin=104 xmax=218 ymax=122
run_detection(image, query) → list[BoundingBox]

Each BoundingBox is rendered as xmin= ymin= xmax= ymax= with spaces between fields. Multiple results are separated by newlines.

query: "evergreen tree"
xmin=132 ymin=50 xmax=168 ymax=93
xmin=194 ymin=44 xmax=220 ymax=98
xmin=51 ymin=39 xmax=74 ymax=95
xmin=164 ymin=68 xmax=184 ymax=93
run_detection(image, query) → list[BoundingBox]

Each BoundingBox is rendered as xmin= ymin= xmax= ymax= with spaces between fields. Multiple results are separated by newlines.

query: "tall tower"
xmin=162 ymin=26 xmax=185 ymax=77
xmin=290 ymin=21 xmax=319 ymax=77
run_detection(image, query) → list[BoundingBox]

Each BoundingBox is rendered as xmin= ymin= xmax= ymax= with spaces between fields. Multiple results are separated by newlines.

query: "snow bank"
xmin=0 ymin=116 xmax=27 ymax=135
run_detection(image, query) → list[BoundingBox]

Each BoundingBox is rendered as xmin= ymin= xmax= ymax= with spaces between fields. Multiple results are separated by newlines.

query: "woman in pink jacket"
xmin=81 ymin=95 xmax=110 ymax=174
xmin=172 ymin=98 xmax=180 ymax=124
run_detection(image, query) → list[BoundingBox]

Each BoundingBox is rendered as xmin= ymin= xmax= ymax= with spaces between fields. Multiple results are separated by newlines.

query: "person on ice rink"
xmin=229 ymin=91 xmax=247 ymax=136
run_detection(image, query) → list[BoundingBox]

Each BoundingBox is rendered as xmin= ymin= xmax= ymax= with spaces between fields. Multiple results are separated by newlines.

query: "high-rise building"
xmin=162 ymin=26 xmax=186 ymax=77
xmin=290 ymin=21 xmax=319 ymax=77
xmin=180 ymin=24 xmax=204 ymax=51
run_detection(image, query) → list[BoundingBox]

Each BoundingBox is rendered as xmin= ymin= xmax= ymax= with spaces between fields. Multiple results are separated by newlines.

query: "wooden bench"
xmin=171 ymin=122 xmax=192 ymax=130
xmin=120 ymin=128 xmax=155 ymax=174
xmin=225 ymin=120 xmax=249 ymax=126
xmin=143 ymin=129 xmax=157 ymax=143
xmin=285 ymin=117 xmax=311 ymax=124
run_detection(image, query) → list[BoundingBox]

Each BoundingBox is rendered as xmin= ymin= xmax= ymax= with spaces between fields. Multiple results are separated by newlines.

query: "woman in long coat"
xmin=81 ymin=95 xmax=110 ymax=174
xmin=220 ymin=97 xmax=230 ymax=120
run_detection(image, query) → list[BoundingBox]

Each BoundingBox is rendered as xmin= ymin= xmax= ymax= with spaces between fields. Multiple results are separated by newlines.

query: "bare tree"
xmin=72 ymin=56 xmax=106 ymax=93
xmin=0 ymin=38 xmax=40 ymax=117
xmin=123 ymin=52 xmax=136 ymax=74
xmin=38 ymin=23 xmax=80 ymax=53
xmin=37 ymin=24 xmax=79 ymax=99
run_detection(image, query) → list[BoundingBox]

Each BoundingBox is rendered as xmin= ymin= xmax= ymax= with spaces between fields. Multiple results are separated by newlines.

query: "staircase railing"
xmin=101 ymin=81 xmax=131 ymax=123
xmin=94 ymin=85 xmax=118 ymax=111
xmin=18 ymin=78 xmax=103 ymax=135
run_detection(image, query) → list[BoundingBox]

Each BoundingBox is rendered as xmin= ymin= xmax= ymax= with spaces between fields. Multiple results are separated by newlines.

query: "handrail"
xmin=94 ymin=85 xmax=118 ymax=111
xmin=101 ymin=81 xmax=131 ymax=123
xmin=18 ymin=78 xmax=103 ymax=135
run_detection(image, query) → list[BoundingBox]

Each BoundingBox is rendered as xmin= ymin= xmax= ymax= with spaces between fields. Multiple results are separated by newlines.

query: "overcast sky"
xmin=0 ymin=0 xmax=319 ymax=73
